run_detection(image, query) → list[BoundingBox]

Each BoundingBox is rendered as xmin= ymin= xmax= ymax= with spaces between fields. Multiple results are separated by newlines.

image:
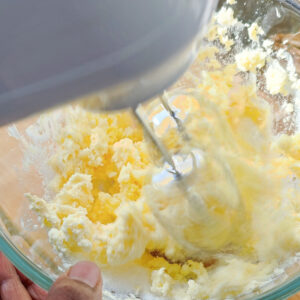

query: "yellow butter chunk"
xmin=248 ymin=23 xmax=264 ymax=42
xmin=235 ymin=48 xmax=267 ymax=72
xmin=265 ymin=60 xmax=289 ymax=95
xmin=26 ymin=108 xmax=157 ymax=266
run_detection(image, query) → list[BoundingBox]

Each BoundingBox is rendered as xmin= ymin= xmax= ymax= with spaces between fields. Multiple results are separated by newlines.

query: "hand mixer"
xmin=0 ymin=0 xmax=237 ymax=252
xmin=0 ymin=0 xmax=217 ymax=125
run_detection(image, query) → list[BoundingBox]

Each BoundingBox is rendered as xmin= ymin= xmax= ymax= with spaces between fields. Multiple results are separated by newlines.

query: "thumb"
xmin=47 ymin=261 xmax=102 ymax=300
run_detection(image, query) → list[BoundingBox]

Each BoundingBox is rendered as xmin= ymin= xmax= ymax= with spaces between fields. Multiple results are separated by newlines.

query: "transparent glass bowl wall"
xmin=1 ymin=0 xmax=300 ymax=299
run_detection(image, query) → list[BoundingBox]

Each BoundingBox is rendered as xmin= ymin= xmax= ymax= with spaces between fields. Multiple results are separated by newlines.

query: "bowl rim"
xmin=0 ymin=230 xmax=52 ymax=290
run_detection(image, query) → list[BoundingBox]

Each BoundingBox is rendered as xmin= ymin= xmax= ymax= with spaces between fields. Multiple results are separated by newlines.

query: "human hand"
xmin=0 ymin=252 xmax=102 ymax=300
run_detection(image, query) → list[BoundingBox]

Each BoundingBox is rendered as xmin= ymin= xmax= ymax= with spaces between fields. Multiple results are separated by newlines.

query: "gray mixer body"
xmin=0 ymin=0 xmax=217 ymax=125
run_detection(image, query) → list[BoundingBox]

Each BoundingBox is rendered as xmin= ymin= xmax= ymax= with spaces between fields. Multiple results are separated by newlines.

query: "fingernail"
xmin=68 ymin=261 xmax=100 ymax=288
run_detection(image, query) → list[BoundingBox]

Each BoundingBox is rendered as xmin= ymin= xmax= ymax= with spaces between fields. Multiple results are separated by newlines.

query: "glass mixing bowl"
xmin=2 ymin=0 xmax=300 ymax=299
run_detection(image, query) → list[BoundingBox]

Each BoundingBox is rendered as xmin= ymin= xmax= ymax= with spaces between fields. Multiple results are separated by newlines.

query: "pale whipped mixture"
xmin=14 ymin=2 xmax=300 ymax=300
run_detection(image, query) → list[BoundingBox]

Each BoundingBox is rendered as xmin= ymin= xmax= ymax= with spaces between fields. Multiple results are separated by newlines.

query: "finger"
xmin=16 ymin=269 xmax=33 ymax=287
xmin=47 ymin=261 xmax=102 ymax=300
xmin=27 ymin=284 xmax=48 ymax=300
xmin=0 ymin=252 xmax=31 ymax=300
xmin=16 ymin=269 xmax=48 ymax=300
